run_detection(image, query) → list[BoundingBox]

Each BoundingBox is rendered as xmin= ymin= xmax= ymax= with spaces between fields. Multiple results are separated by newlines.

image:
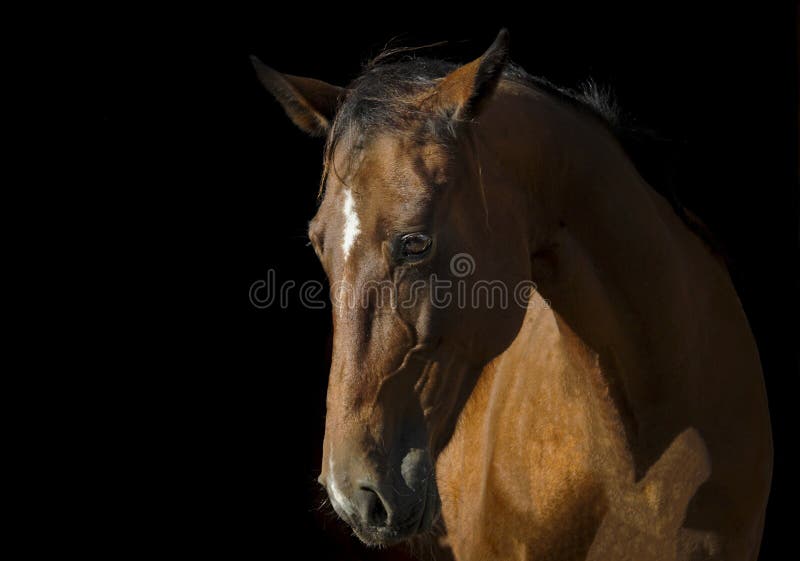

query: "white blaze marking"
xmin=328 ymin=455 xmax=352 ymax=515
xmin=341 ymin=189 xmax=361 ymax=261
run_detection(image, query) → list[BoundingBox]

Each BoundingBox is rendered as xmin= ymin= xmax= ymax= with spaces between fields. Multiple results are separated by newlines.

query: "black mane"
xmin=329 ymin=57 xmax=622 ymax=147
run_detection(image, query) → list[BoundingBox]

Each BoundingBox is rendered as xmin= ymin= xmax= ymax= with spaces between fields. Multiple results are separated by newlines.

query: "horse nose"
xmin=352 ymin=482 xmax=392 ymax=528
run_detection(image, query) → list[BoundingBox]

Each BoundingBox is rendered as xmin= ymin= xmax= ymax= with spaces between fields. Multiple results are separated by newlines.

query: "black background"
xmin=94 ymin=4 xmax=797 ymax=559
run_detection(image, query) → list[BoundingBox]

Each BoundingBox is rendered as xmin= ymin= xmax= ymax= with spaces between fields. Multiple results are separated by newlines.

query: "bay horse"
xmin=251 ymin=29 xmax=772 ymax=560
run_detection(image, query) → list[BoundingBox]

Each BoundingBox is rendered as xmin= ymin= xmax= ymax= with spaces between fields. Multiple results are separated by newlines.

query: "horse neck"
xmin=482 ymin=84 xmax=696 ymax=306
xmin=478 ymin=85 xmax=713 ymax=437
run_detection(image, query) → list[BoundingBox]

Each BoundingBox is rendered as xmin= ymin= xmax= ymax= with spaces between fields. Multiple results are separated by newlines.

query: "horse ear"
xmin=250 ymin=56 xmax=345 ymax=137
xmin=427 ymin=29 xmax=511 ymax=122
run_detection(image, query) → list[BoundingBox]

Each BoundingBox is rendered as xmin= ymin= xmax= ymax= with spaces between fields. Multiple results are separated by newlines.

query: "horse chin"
xmin=352 ymin=526 xmax=409 ymax=548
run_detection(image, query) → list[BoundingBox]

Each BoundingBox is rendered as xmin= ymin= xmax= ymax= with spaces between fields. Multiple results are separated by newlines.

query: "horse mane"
xmin=321 ymin=50 xmax=726 ymax=262
xmin=509 ymin=68 xmax=727 ymax=262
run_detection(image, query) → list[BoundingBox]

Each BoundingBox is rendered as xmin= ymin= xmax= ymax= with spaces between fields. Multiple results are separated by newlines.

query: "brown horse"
xmin=251 ymin=30 xmax=772 ymax=560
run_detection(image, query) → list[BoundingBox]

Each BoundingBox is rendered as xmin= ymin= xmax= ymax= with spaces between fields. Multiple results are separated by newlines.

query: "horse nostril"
xmin=353 ymin=484 xmax=390 ymax=527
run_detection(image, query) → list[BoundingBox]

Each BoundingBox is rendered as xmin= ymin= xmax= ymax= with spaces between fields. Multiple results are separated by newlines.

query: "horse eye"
xmin=400 ymin=233 xmax=432 ymax=260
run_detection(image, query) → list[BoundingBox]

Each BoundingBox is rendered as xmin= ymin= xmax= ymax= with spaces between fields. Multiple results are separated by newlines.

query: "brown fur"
xmin=252 ymin=29 xmax=772 ymax=560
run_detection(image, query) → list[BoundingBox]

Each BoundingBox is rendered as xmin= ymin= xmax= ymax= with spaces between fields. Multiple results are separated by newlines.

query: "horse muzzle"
xmin=320 ymin=448 xmax=440 ymax=546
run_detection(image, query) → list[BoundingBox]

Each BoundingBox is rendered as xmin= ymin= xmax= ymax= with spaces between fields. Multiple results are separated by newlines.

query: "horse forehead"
xmin=365 ymin=133 xmax=450 ymax=185
xmin=332 ymin=131 xmax=449 ymax=189
xmin=311 ymin=134 xmax=447 ymax=264
xmin=321 ymin=137 xmax=439 ymax=211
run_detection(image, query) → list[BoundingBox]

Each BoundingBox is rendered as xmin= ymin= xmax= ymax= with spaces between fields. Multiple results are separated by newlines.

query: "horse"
xmin=251 ymin=29 xmax=772 ymax=560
